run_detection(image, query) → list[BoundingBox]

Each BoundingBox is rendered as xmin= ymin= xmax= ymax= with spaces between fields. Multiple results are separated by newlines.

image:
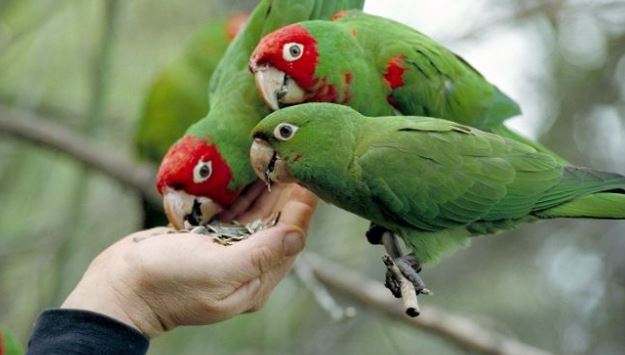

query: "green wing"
xmin=356 ymin=117 xmax=562 ymax=233
xmin=389 ymin=29 xmax=520 ymax=129
xmin=340 ymin=12 xmax=521 ymax=129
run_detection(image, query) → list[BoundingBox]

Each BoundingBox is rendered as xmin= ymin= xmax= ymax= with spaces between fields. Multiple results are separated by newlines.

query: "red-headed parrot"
xmin=155 ymin=0 xmax=366 ymax=229
xmin=135 ymin=13 xmax=248 ymax=227
xmin=250 ymin=103 xmax=625 ymax=295
xmin=249 ymin=10 xmax=558 ymax=155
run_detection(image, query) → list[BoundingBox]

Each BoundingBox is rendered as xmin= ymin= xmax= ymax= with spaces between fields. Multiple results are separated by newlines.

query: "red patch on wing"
xmin=250 ymin=24 xmax=319 ymax=90
xmin=156 ymin=135 xmax=239 ymax=208
xmin=308 ymin=78 xmax=338 ymax=103
xmin=384 ymin=55 xmax=407 ymax=90
xmin=293 ymin=153 xmax=303 ymax=162
xmin=331 ymin=10 xmax=348 ymax=21
xmin=226 ymin=13 xmax=249 ymax=42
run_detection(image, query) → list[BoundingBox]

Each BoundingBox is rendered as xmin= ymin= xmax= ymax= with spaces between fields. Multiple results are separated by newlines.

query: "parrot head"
xmin=249 ymin=22 xmax=356 ymax=110
xmin=156 ymin=135 xmax=240 ymax=229
xmin=250 ymin=103 xmax=358 ymax=188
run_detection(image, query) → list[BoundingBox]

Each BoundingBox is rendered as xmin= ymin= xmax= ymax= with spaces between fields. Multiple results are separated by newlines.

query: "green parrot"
xmin=248 ymin=9 xmax=557 ymax=156
xmin=250 ymin=103 xmax=625 ymax=294
xmin=135 ymin=13 xmax=248 ymax=227
xmin=135 ymin=13 xmax=248 ymax=163
xmin=155 ymin=0 xmax=365 ymax=229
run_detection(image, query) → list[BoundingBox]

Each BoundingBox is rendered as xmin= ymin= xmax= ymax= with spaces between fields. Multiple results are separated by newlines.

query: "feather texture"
xmin=252 ymin=103 xmax=625 ymax=263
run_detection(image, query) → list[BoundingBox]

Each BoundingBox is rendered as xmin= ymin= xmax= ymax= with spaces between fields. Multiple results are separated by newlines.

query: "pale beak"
xmin=162 ymin=188 xmax=222 ymax=230
xmin=250 ymin=138 xmax=295 ymax=185
xmin=252 ymin=64 xmax=306 ymax=111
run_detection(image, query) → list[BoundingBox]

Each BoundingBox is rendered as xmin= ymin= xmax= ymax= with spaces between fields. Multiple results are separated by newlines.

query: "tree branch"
xmin=0 ymin=104 xmax=161 ymax=207
xmin=304 ymin=253 xmax=553 ymax=355
xmin=0 ymin=103 xmax=552 ymax=355
xmin=454 ymin=0 xmax=565 ymax=42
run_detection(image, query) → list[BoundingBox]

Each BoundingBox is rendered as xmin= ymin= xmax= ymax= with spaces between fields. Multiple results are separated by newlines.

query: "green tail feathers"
xmin=535 ymin=167 xmax=625 ymax=219
xmin=537 ymin=193 xmax=625 ymax=219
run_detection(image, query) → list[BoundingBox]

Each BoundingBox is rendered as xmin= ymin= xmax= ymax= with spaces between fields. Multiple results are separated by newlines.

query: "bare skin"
xmin=62 ymin=184 xmax=318 ymax=338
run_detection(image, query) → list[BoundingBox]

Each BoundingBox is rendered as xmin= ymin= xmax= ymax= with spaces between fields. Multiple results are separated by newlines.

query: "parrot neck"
xmin=313 ymin=44 xmax=393 ymax=116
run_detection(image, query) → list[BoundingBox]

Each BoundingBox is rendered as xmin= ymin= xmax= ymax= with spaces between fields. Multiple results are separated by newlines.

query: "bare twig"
xmin=305 ymin=253 xmax=553 ymax=355
xmin=0 ymin=104 xmax=552 ymax=355
xmin=0 ymin=104 xmax=160 ymax=207
xmin=454 ymin=0 xmax=565 ymax=42
xmin=293 ymin=257 xmax=356 ymax=321
xmin=382 ymin=254 xmax=420 ymax=316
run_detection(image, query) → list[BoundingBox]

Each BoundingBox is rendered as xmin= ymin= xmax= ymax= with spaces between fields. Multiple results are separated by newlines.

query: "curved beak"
xmin=251 ymin=64 xmax=306 ymax=111
xmin=250 ymin=138 xmax=295 ymax=185
xmin=162 ymin=188 xmax=222 ymax=230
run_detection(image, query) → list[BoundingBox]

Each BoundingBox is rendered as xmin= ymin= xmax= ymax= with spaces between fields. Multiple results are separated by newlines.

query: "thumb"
xmin=220 ymin=225 xmax=306 ymax=279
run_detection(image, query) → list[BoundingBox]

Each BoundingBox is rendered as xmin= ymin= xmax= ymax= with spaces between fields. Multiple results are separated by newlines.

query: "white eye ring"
xmin=273 ymin=123 xmax=299 ymax=141
xmin=282 ymin=42 xmax=304 ymax=62
xmin=193 ymin=160 xmax=213 ymax=184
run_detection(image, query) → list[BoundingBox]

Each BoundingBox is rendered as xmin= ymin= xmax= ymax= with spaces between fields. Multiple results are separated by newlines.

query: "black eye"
xmin=280 ymin=125 xmax=292 ymax=137
xmin=199 ymin=164 xmax=211 ymax=178
xmin=289 ymin=45 xmax=301 ymax=57
xmin=273 ymin=123 xmax=299 ymax=141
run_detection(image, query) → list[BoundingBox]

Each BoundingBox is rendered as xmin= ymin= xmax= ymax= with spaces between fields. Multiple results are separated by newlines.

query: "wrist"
xmin=61 ymin=258 xmax=166 ymax=337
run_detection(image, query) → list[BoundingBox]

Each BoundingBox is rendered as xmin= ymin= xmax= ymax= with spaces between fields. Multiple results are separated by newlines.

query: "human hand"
xmin=62 ymin=184 xmax=318 ymax=338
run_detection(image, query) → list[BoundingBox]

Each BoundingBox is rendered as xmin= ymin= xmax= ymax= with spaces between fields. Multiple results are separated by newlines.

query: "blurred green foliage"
xmin=1 ymin=327 xmax=24 ymax=355
xmin=1 ymin=0 xmax=624 ymax=354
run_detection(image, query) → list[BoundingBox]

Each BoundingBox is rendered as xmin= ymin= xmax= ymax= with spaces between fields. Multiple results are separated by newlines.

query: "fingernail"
xmin=283 ymin=231 xmax=304 ymax=256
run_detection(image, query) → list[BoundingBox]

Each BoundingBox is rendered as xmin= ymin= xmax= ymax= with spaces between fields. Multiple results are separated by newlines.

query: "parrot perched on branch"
xmin=135 ymin=13 xmax=248 ymax=227
xmin=250 ymin=103 xmax=625 ymax=295
xmin=249 ymin=10 xmax=560 ymax=157
xmin=155 ymin=0 xmax=366 ymax=229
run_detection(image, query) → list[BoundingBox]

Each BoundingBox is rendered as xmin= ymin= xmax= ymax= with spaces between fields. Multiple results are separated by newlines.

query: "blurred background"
xmin=1 ymin=0 xmax=625 ymax=354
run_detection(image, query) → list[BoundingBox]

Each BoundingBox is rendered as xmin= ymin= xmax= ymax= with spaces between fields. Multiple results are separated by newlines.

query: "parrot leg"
xmin=395 ymin=255 xmax=428 ymax=294
xmin=382 ymin=253 xmax=420 ymax=317
xmin=365 ymin=223 xmax=386 ymax=245
xmin=381 ymin=232 xmax=430 ymax=296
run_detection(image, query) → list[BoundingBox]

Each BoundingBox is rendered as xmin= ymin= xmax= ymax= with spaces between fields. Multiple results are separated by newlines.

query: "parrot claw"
xmin=382 ymin=254 xmax=421 ymax=317
xmin=395 ymin=254 xmax=429 ymax=295
xmin=379 ymin=231 xmax=432 ymax=316
xmin=384 ymin=268 xmax=402 ymax=298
